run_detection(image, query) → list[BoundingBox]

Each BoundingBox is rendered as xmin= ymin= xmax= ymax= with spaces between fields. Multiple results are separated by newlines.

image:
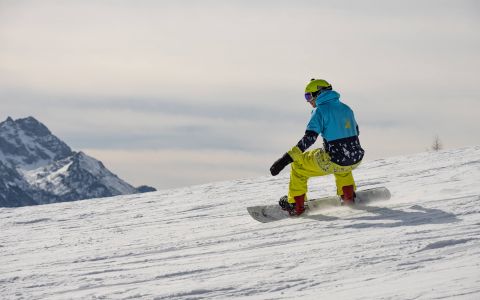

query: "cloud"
xmin=0 ymin=87 xmax=306 ymax=154
xmin=83 ymin=148 xmax=273 ymax=189
xmin=1 ymin=0 xmax=479 ymax=189
xmin=2 ymin=0 xmax=475 ymax=98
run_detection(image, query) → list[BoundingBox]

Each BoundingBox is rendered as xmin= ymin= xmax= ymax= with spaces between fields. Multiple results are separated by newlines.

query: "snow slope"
xmin=1 ymin=146 xmax=480 ymax=299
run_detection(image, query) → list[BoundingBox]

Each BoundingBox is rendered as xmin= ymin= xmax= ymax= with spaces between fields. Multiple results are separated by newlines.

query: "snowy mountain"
xmin=0 ymin=116 xmax=155 ymax=207
xmin=1 ymin=146 xmax=479 ymax=299
xmin=0 ymin=116 xmax=73 ymax=168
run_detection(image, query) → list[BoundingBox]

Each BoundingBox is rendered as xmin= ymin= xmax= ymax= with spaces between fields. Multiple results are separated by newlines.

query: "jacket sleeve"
xmin=296 ymin=130 xmax=319 ymax=152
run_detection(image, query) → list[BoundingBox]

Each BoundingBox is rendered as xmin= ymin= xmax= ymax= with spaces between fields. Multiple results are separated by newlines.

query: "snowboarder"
xmin=269 ymin=79 xmax=364 ymax=216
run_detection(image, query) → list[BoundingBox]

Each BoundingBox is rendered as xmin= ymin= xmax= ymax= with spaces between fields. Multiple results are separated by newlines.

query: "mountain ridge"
xmin=0 ymin=116 xmax=155 ymax=207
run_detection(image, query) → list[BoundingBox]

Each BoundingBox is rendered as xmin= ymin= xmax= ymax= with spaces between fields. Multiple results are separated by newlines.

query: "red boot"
xmin=293 ymin=194 xmax=306 ymax=216
xmin=341 ymin=185 xmax=355 ymax=205
xmin=279 ymin=194 xmax=306 ymax=216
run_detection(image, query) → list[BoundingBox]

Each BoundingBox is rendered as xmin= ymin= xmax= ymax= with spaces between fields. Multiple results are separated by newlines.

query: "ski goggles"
xmin=304 ymin=92 xmax=314 ymax=102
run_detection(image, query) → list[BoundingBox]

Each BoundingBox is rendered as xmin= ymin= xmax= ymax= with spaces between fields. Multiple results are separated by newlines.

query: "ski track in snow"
xmin=1 ymin=146 xmax=480 ymax=299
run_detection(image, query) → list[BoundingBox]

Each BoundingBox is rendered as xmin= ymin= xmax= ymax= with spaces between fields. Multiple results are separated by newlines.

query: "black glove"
xmin=270 ymin=153 xmax=293 ymax=176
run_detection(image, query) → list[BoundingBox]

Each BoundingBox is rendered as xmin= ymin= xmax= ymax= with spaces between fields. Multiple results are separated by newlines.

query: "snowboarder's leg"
xmin=333 ymin=161 xmax=362 ymax=203
xmin=287 ymin=149 xmax=329 ymax=204
xmin=334 ymin=171 xmax=356 ymax=196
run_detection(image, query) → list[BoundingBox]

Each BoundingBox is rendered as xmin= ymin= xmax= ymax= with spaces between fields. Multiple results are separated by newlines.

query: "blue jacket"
xmin=306 ymin=90 xmax=358 ymax=141
xmin=299 ymin=90 xmax=364 ymax=166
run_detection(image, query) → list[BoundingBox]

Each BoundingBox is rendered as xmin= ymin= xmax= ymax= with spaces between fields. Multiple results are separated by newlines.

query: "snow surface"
xmin=1 ymin=146 xmax=480 ymax=299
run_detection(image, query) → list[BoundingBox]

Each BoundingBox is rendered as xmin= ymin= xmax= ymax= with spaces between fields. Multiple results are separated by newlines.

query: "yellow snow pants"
xmin=287 ymin=146 xmax=361 ymax=203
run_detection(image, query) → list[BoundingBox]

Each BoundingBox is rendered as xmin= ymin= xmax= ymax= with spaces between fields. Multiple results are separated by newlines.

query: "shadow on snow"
xmin=343 ymin=204 xmax=460 ymax=229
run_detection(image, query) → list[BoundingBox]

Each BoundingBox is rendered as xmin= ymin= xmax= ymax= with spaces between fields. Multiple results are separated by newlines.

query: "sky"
xmin=1 ymin=0 xmax=479 ymax=190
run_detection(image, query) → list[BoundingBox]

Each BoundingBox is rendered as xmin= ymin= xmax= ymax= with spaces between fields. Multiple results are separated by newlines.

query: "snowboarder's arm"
xmin=270 ymin=130 xmax=319 ymax=176
xmin=296 ymin=130 xmax=319 ymax=152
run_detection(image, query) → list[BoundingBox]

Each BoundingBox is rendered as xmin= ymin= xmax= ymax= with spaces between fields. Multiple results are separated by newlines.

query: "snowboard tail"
xmin=247 ymin=187 xmax=391 ymax=223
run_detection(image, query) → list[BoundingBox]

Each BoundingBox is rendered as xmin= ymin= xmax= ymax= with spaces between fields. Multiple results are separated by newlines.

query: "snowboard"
xmin=247 ymin=187 xmax=391 ymax=223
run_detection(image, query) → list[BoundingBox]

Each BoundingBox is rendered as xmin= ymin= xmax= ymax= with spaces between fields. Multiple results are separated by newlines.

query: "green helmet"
xmin=304 ymin=79 xmax=332 ymax=101
xmin=305 ymin=78 xmax=332 ymax=94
